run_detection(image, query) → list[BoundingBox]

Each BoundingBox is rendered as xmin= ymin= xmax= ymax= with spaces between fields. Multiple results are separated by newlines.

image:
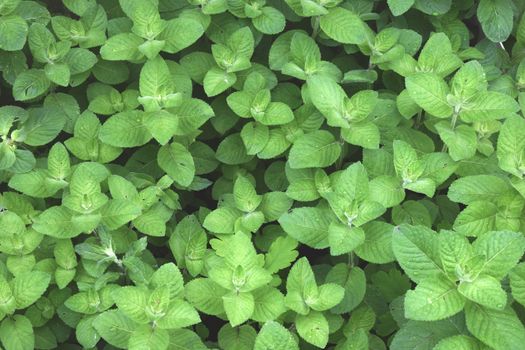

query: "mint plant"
xmin=1 ymin=0 xmax=525 ymax=349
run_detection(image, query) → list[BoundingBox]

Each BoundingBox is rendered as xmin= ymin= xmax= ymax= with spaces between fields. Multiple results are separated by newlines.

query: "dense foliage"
xmin=1 ymin=0 xmax=525 ymax=349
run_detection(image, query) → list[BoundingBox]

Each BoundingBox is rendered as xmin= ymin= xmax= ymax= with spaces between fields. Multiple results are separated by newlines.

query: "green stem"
xmin=336 ymin=131 xmax=345 ymax=170
xmin=311 ymin=16 xmax=320 ymax=39
xmin=441 ymin=109 xmax=459 ymax=152
xmin=415 ymin=110 xmax=422 ymax=129
xmin=348 ymin=252 xmax=355 ymax=267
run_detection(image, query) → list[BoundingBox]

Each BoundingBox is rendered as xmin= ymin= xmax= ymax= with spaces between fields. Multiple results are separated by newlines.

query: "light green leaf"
xmin=100 ymin=33 xmax=144 ymax=61
xmin=128 ymin=325 xmax=168 ymax=350
xmin=13 ymin=69 xmax=50 ymax=101
xmin=497 ymin=115 xmax=525 ymax=178
xmin=159 ymin=18 xmax=204 ymax=53
xmin=101 ymin=200 xmax=142 ymax=230
xmin=458 ymin=275 xmax=506 ymax=310
xmin=319 ymin=7 xmax=367 ymax=44
xmin=203 ymin=207 xmax=242 ymax=234
xmin=405 ymin=72 xmax=452 ymax=118
xmin=156 ymin=299 xmax=200 ymax=329
xmin=222 ymin=291 xmax=254 ymax=327
xmin=157 ymin=142 xmax=195 ymax=187
xmin=113 ymin=286 xmax=149 ymax=324
xmin=0 ymin=315 xmax=34 ymax=350
xmin=477 ymin=0 xmax=513 ymax=43
xmin=203 ymin=67 xmax=236 ymax=97
xmin=251 ymin=287 xmax=286 ymax=322
xmin=460 ymin=92 xmax=519 ymax=122
xmin=435 ymin=123 xmax=477 ymax=161
xmin=252 ymin=7 xmax=285 ymax=35
xmin=510 ymin=263 xmax=525 ymax=307
xmin=388 ymin=0 xmax=415 ymax=16
xmin=278 ymin=207 xmax=331 ymax=249
xmin=0 ymin=15 xmax=28 ymax=51
xmin=448 ymin=175 xmax=512 ymax=205
xmin=465 ymin=303 xmax=525 ymax=350
xmin=288 ymin=130 xmax=341 ymax=169
xmin=354 ymin=221 xmax=396 ymax=264
xmin=392 ymin=224 xmax=444 ymax=282
xmin=433 ymin=335 xmax=486 ymax=350
xmin=93 ymin=310 xmax=137 ymax=349
xmin=254 ymin=321 xmax=299 ymax=350
xmin=472 ymin=230 xmax=525 ymax=279
xmin=405 ymin=275 xmax=465 ymax=321
xmin=12 ymin=271 xmax=50 ymax=309
xmin=295 ymin=311 xmax=329 ymax=348
xmin=99 ymin=111 xmax=152 ymax=148
xmin=328 ymin=222 xmax=365 ymax=256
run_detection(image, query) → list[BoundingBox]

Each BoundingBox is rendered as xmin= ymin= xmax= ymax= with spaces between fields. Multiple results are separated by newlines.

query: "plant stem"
xmin=312 ymin=16 xmax=320 ymax=39
xmin=441 ymin=109 xmax=459 ymax=152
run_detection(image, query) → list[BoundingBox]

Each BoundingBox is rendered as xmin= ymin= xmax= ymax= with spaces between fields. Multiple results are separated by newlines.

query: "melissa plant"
xmin=1 ymin=0 xmax=525 ymax=349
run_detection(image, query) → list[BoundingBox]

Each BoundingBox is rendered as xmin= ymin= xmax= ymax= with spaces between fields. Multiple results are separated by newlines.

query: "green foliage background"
xmin=1 ymin=0 xmax=525 ymax=349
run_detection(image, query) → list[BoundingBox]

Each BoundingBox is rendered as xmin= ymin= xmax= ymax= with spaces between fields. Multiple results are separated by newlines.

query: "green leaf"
xmin=319 ymin=7 xmax=367 ymax=44
xmin=8 ymin=170 xmax=66 ymax=198
xmin=264 ymin=236 xmax=299 ymax=274
xmin=459 ymin=92 xmax=519 ymax=122
xmin=448 ymin=175 xmax=512 ymax=205
xmin=454 ymin=201 xmax=498 ymax=236
xmin=405 ymin=72 xmax=452 ymax=118
xmin=472 ymin=230 xmax=525 ymax=279
xmin=12 ymin=271 xmax=50 ymax=309
xmin=328 ymin=222 xmax=365 ymax=256
xmin=13 ymin=69 xmax=50 ymax=101
xmin=254 ymin=321 xmax=299 ymax=350
xmin=93 ymin=310 xmax=137 ymax=349
xmin=354 ymin=221 xmax=396 ymax=264
xmin=465 ymin=303 xmax=525 ymax=350
xmin=497 ymin=115 xmax=525 ymax=177
xmin=157 ymin=142 xmax=195 ymax=187
xmin=0 ymin=15 xmax=28 ymax=51
xmin=101 ymin=200 xmax=142 ymax=230
xmin=0 ymin=315 xmax=34 ymax=350
xmin=44 ymin=63 xmax=70 ymax=87
xmin=404 ymin=275 xmax=465 ymax=321
xmin=100 ymin=33 xmax=143 ymax=61
xmin=341 ymin=121 xmax=380 ymax=149
xmin=253 ymin=7 xmax=285 ymax=35
xmin=392 ymin=224 xmax=444 ymax=282
xmin=477 ymin=0 xmax=513 ymax=43
xmin=388 ymin=0 xmax=415 ymax=16
xmin=156 ymin=299 xmax=200 ymax=329
xmin=203 ymin=67 xmax=236 ymax=97
xmin=32 ymin=206 xmax=83 ymax=238
xmin=458 ymin=275 xmax=506 ymax=310
xmin=159 ymin=18 xmax=204 ymax=54
xmin=288 ymin=130 xmax=341 ymax=169
xmin=203 ymin=207 xmax=242 ymax=234
xmin=278 ymin=207 xmax=331 ymax=249
xmin=99 ymin=111 xmax=153 ymax=148
xmin=185 ymin=278 xmax=228 ymax=316
xmin=433 ymin=335 xmax=486 ymax=350
xmin=417 ymin=32 xmax=461 ymax=77
xmin=307 ymin=75 xmax=346 ymax=127
xmin=435 ymin=123 xmax=477 ymax=161
xmin=295 ymin=311 xmax=329 ymax=348
xmin=47 ymin=142 xmax=70 ymax=180
xmin=0 ymin=0 xmax=22 ymax=16
xmin=222 ymin=291 xmax=254 ymax=327
xmin=251 ymin=287 xmax=286 ymax=322
xmin=128 ymin=325 xmax=168 ymax=350
xmin=216 ymin=133 xmax=254 ymax=165
xmin=510 ymin=263 xmax=525 ymax=307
